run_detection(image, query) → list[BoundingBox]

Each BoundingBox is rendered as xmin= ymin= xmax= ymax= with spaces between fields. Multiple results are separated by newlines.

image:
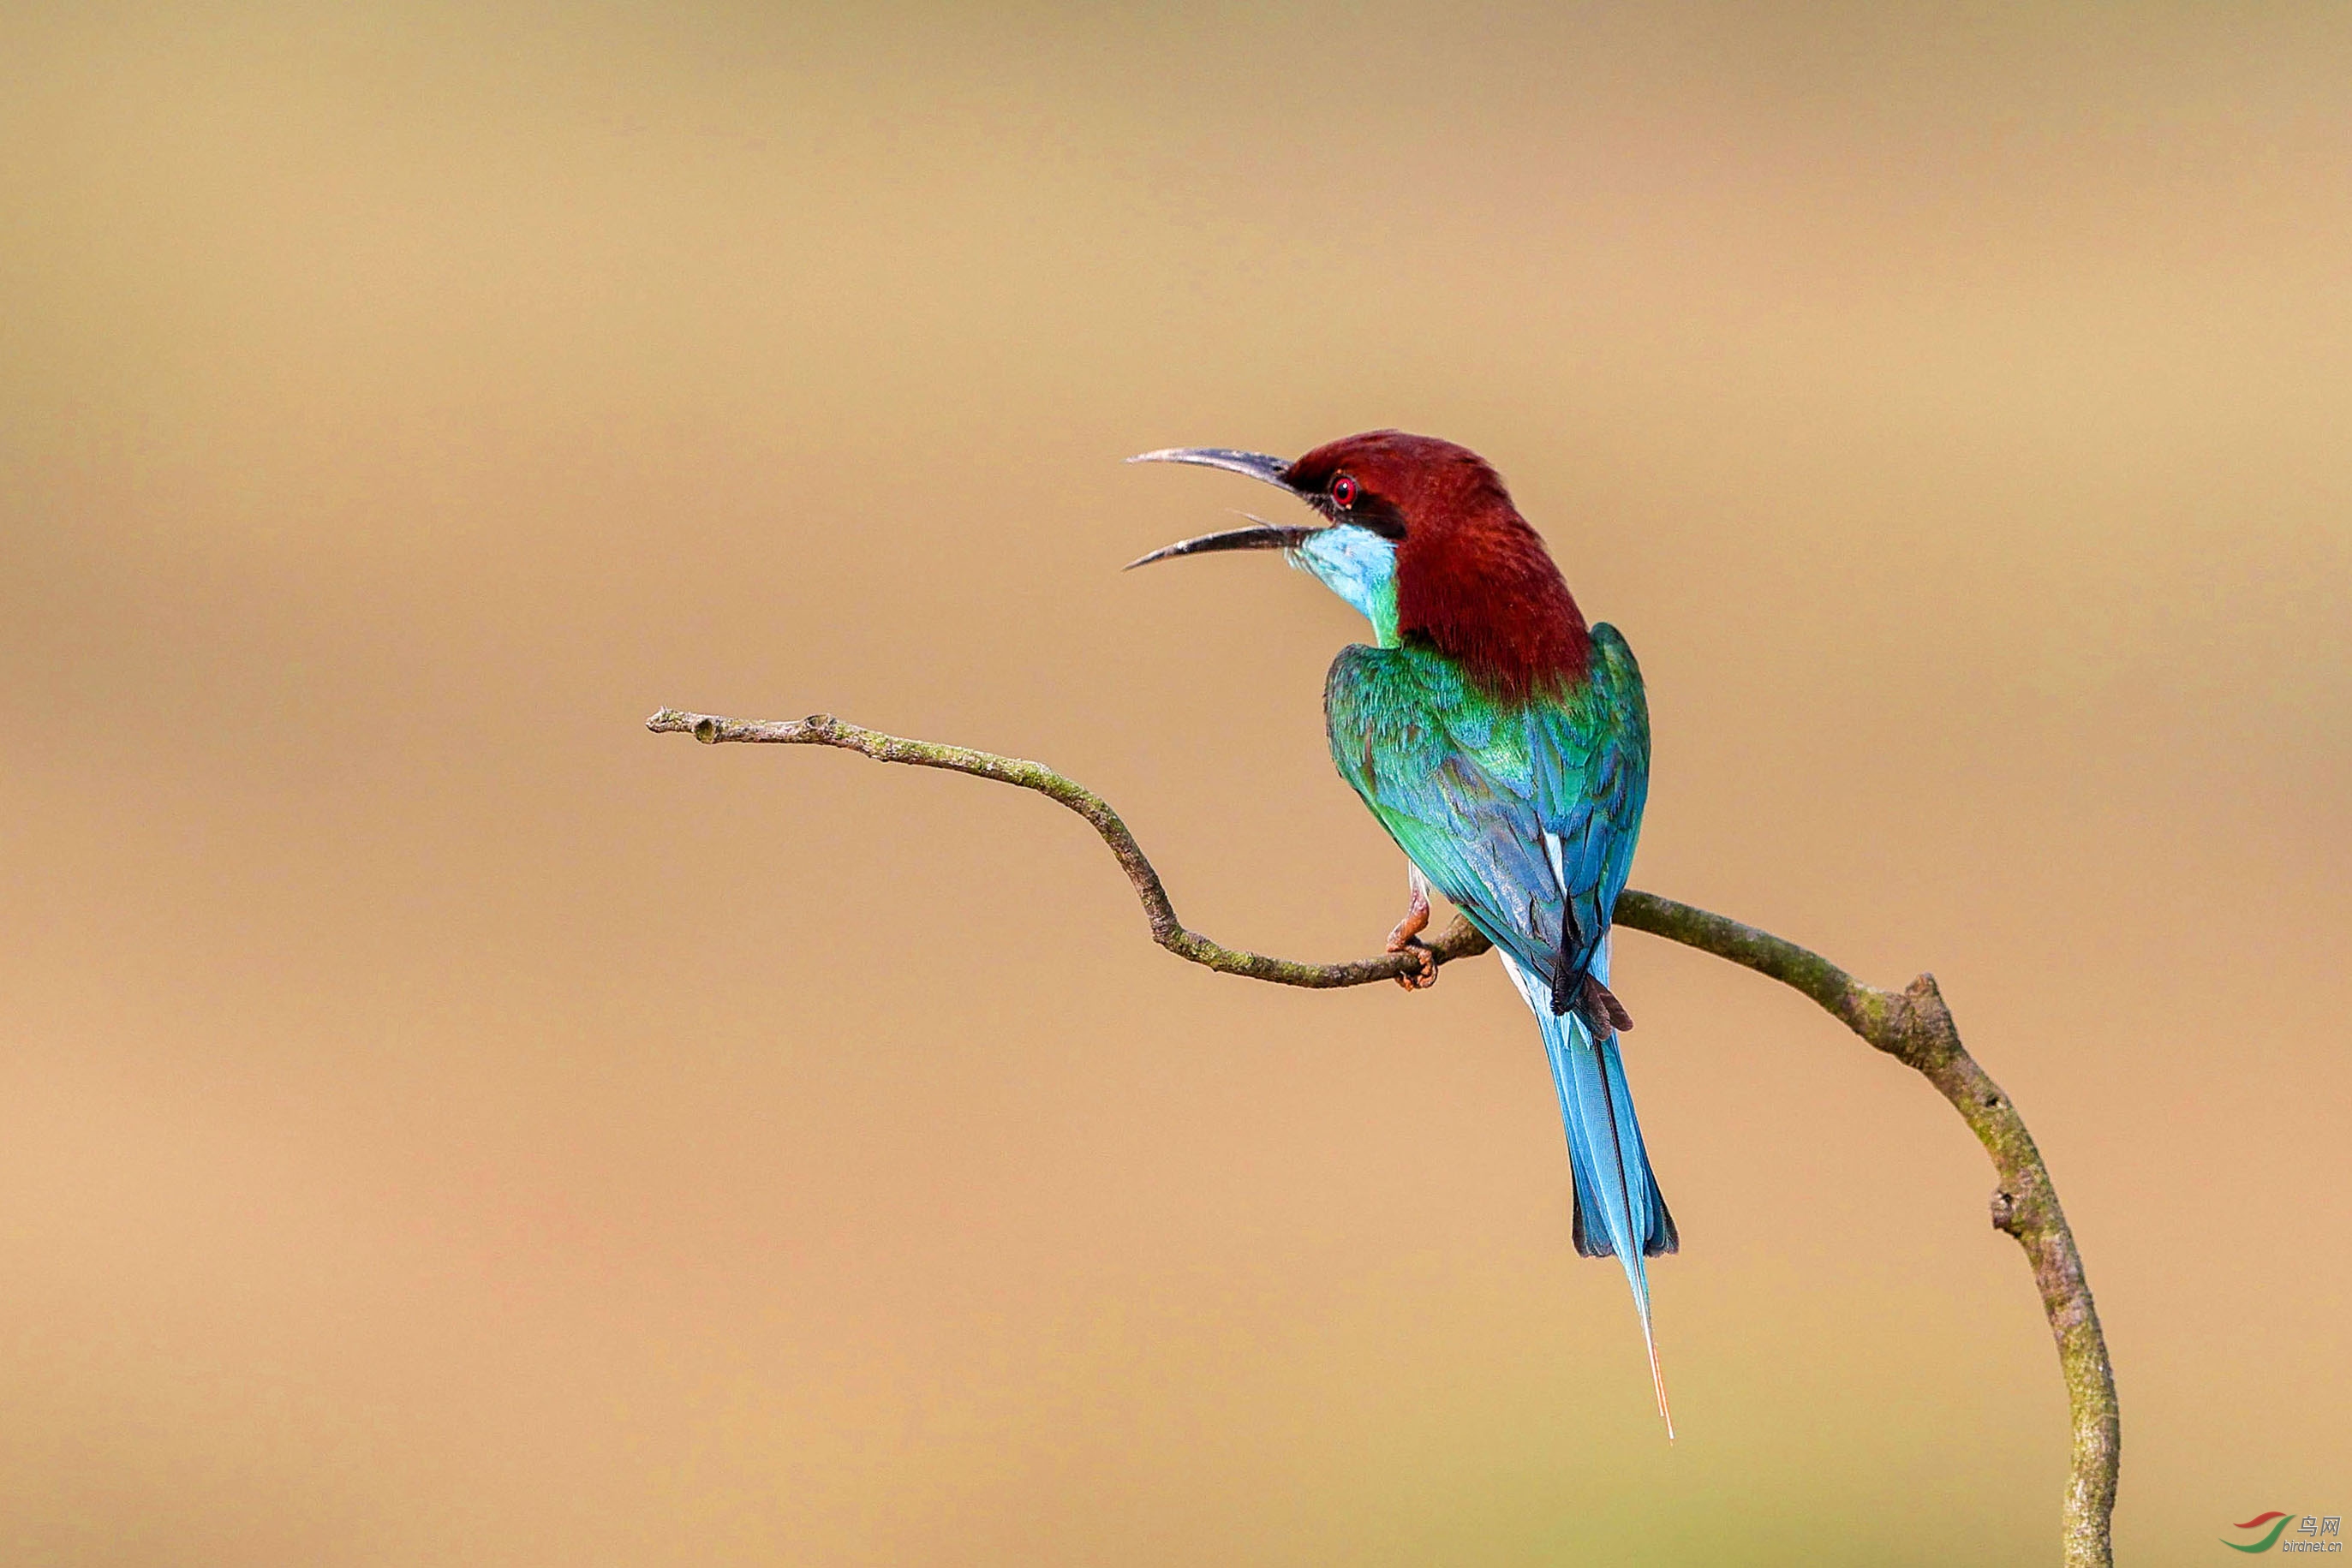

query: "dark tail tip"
xmin=1645 ymin=1189 xmax=1680 ymax=1257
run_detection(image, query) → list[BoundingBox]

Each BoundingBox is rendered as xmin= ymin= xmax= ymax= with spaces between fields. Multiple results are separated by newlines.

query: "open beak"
xmin=1124 ymin=446 xmax=1312 ymax=570
xmin=1122 ymin=515 xmax=1313 ymax=570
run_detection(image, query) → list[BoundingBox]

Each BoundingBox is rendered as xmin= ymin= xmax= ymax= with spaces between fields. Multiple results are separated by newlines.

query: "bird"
xmin=1126 ymin=431 xmax=1676 ymax=1434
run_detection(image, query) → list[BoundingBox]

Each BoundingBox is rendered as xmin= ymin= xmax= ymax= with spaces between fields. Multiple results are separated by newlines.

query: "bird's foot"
xmin=1388 ymin=937 xmax=1437 ymax=990
xmin=1385 ymin=883 xmax=1438 ymax=991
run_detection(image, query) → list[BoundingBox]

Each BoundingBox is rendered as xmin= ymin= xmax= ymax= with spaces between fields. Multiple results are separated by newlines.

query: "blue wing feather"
xmin=1324 ymin=627 xmax=1675 ymax=1429
xmin=1323 ymin=627 xmax=1650 ymax=999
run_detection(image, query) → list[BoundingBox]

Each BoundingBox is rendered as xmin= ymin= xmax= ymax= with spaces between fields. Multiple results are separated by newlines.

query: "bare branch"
xmin=644 ymin=707 xmax=1493 ymax=985
xmin=648 ymin=706 xmax=2119 ymax=1567
xmin=1609 ymin=892 xmax=2120 ymax=1568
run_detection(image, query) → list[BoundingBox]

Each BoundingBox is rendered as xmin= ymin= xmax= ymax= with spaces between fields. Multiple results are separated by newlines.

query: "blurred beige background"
xmin=3 ymin=3 xmax=2346 ymax=1562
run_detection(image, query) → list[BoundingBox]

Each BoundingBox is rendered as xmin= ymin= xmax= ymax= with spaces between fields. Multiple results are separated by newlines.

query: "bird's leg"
xmin=1385 ymin=865 xmax=1438 ymax=991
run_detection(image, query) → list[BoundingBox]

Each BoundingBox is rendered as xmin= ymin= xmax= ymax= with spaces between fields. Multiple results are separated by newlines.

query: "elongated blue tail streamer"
xmin=1500 ymin=944 xmax=1678 ymax=1436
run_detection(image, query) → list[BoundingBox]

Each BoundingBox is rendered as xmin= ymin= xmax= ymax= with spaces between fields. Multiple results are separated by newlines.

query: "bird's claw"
xmin=1385 ymin=877 xmax=1437 ymax=991
xmin=1388 ymin=936 xmax=1438 ymax=991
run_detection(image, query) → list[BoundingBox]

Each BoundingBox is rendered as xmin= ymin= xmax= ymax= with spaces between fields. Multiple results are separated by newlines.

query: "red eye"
xmin=1330 ymin=474 xmax=1358 ymax=507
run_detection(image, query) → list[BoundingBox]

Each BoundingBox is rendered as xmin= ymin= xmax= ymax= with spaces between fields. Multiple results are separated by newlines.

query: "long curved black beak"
xmin=1125 ymin=446 xmax=1310 ymax=570
xmin=1126 ymin=446 xmax=1295 ymax=486
xmin=1122 ymin=517 xmax=1314 ymax=570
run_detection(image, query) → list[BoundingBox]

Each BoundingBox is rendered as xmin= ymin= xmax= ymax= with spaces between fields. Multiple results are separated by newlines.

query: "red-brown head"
xmin=1127 ymin=430 xmax=1591 ymax=700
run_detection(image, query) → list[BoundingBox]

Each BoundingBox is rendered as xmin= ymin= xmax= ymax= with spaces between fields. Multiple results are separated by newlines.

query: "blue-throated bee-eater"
xmin=1130 ymin=432 xmax=1676 ymax=1434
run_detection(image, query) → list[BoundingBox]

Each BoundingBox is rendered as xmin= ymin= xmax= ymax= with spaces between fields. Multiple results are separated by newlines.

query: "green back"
xmin=1323 ymin=626 xmax=1650 ymax=993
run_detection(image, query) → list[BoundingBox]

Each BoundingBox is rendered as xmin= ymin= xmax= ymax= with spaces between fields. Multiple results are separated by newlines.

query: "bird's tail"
xmin=1501 ymin=943 xmax=1679 ymax=1437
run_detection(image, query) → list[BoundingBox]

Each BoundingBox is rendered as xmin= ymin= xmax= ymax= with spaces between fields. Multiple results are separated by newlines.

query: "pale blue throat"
xmin=1292 ymin=524 xmax=1400 ymax=646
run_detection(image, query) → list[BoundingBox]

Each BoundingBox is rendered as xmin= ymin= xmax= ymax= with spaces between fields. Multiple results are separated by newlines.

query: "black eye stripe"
xmin=1351 ymin=493 xmax=1408 ymax=540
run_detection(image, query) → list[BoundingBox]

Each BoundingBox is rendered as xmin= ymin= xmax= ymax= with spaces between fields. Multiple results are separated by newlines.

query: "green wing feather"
xmin=1323 ymin=627 xmax=1650 ymax=992
xmin=1326 ymin=626 xmax=1674 ymax=1420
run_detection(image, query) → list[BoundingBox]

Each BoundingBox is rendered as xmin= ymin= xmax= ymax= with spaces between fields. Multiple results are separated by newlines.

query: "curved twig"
xmin=646 ymin=707 xmax=1494 ymax=983
xmin=1606 ymin=893 xmax=2119 ymax=1567
xmin=647 ymin=706 xmax=2119 ymax=1567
